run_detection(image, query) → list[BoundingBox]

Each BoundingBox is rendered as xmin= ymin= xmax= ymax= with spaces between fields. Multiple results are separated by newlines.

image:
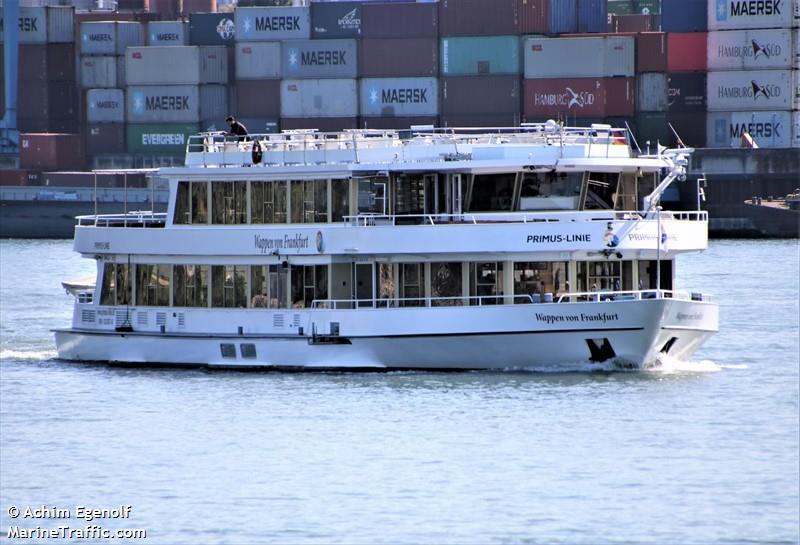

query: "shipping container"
xmin=667 ymin=33 xmax=708 ymax=72
xmin=40 ymin=171 xmax=147 ymax=189
xmin=19 ymin=133 xmax=85 ymax=170
xmin=18 ymin=118 xmax=79 ymax=134
xmin=661 ymin=0 xmax=706 ymax=32
xmin=362 ymin=2 xmax=438 ymax=38
xmin=18 ymin=44 xmax=75 ymax=82
xmin=189 ymin=12 xmax=236 ymax=46
xmin=360 ymin=38 xmax=439 ymax=77
xmin=280 ymin=117 xmax=359 ymax=132
xmin=311 ymin=1 xmax=362 ymax=38
xmin=793 ymin=111 xmax=800 ymax=148
xmin=441 ymin=113 xmax=521 ymax=127
xmin=199 ymin=85 xmax=228 ymax=125
xmin=149 ymin=0 xmax=181 ymax=21
xmin=360 ymin=116 xmax=439 ymax=130
xmin=707 ymin=29 xmax=796 ymax=71
xmin=0 ymin=6 xmax=74 ymax=44
xmin=360 ymin=78 xmax=439 ymax=117
xmin=439 ymin=0 xmax=519 ymax=36
xmin=281 ymin=39 xmax=358 ymax=79
xmin=0 ymin=170 xmax=42 ymax=187
xmin=236 ymin=42 xmax=282 ymax=79
xmin=707 ymin=70 xmax=798 ymax=111
xmin=127 ymin=123 xmax=199 ymax=155
xmin=127 ymin=85 xmax=202 ymax=123
xmin=18 ymin=79 xmax=80 ymax=121
xmin=234 ymin=7 xmax=311 ymax=42
xmin=85 ymin=123 xmax=126 ymax=155
xmin=280 ymin=79 xmax=358 ymax=118
xmin=86 ymin=89 xmax=125 ymax=123
xmin=236 ymin=80 xmax=282 ymax=117
xmin=667 ymin=72 xmax=706 ymax=112
xmin=441 ymin=76 xmax=521 ymax=115
xmin=523 ymin=77 xmax=635 ymax=118
xmin=441 ymin=36 xmax=520 ymax=76
xmin=668 ymin=112 xmax=706 ymax=147
xmin=638 ymin=32 xmax=668 ymax=72
xmin=634 ymin=112 xmax=671 ymax=147
xmin=148 ymin=21 xmax=189 ymax=46
xmin=706 ymin=111 xmax=793 ymax=148
xmin=548 ymin=0 xmax=579 ymax=33
xmin=126 ymin=46 xmax=228 ymax=85
xmin=80 ymin=56 xmax=126 ymax=88
xmin=80 ymin=22 xmax=144 ymax=56
xmin=608 ymin=13 xmax=656 ymax=32
xmin=637 ymin=72 xmax=668 ymax=111
xmin=182 ymin=0 xmax=218 ymax=17
xmin=202 ymin=117 xmax=279 ymax=134
xmin=523 ymin=36 xmax=634 ymax=79
xmin=708 ymin=0 xmax=799 ymax=30
xmin=578 ymin=0 xmax=608 ymax=32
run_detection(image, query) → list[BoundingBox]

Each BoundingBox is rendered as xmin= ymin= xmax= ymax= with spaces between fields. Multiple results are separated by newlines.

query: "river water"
xmin=1 ymin=239 xmax=798 ymax=544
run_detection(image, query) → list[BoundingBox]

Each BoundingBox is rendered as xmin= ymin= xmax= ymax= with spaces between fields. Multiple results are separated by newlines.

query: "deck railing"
xmin=77 ymin=212 xmax=167 ymax=228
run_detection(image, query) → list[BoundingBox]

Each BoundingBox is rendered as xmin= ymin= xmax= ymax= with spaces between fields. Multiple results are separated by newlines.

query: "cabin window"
xmin=638 ymin=260 xmax=671 ymax=290
xmin=393 ymin=175 xmax=426 ymax=215
xmin=100 ymin=263 xmax=131 ymax=306
xmin=291 ymin=180 xmax=328 ymax=223
xmin=578 ymin=261 xmax=621 ymax=292
xmin=136 ymin=264 xmax=170 ymax=306
xmin=513 ymin=262 xmax=567 ymax=303
xmin=211 ymin=265 xmax=247 ymax=308
xmin=357 ymin=177 xmax=388 ymax=214
xmin=470 ymin=262 xmax=504 ymax=305
xmin=582 ymin=173 xmax=620 ymax=210
xmin=331 ymin=179 xmax=349 ymax=222
xmin=468 ymin=174 xmax=515 ymax=212
xmin=519 ymin=172 xmax=582 ymax=211
xmin=399 ymin=263 xmax=423 ymax=307
xmin=251 ymin=265 xmax=288 ymax=308
xmin=251 ymin=181 xmax=287 ymax=224
xmin=212 ymin=181 xmax=247 ymax=224
xmin=430 ymin=262 xmax=463 ymax=306
xmin=174 ymin=181 xmax=208 ymax=224
xmin=377 ymin=263 xmax=394 ymax=306
xmin=290 ymin=265 xmax=328 ymax=308
xmin=173 ymin=265 xmax=209 ymax=308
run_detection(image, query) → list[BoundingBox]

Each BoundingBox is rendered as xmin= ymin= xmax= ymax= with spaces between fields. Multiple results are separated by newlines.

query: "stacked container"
xmin=189 ymin=11 xmax=238 ymax=129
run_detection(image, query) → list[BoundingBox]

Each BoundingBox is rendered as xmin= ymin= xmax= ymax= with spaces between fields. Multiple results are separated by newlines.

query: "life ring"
xmin=251 ymin=139 xmax=263 ymax=164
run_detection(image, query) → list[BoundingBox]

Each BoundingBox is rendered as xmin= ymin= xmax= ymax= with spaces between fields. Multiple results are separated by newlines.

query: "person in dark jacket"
xmin=226 ymin=116 xmax=249 ymax=141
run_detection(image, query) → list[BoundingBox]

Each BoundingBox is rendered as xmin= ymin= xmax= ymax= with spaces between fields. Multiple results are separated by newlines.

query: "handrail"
xmin=77 ymin=212 xmax=167 ymax=228
xmin=555 ymin=289 xmax=714 ymax=303
xmin=311 ymin=294 xmax=535 ymax=309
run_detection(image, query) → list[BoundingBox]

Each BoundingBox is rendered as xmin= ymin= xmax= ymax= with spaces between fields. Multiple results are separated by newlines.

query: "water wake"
xmin=0 ymin=348 xmax=58 ymax=362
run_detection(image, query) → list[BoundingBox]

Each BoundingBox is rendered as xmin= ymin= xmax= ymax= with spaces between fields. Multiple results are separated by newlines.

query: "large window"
xmin=399 ymin=263 xmax=423 ymax=307
xmin=582 ymin=173 xmax=620 ymax=210
xmin=290 ymin=265 xmax=328 ymax=308
xmin=212 ymin=181 xmax=247 ymax=224
xmin=100 ymin=263 xmax=131 ymax=306
xmin=331 ymin=179 xmax=349 ymax=222
xmin=211 ymin=265 xmax=247 ymax=308
xmin=251 ymin=265 xmax=288 ymax=308
xmin=173 ymin=265 xmax=208 ymax=307
xmin=174 ymin=181 xmax=208 ymax=224
xmin=470 ymin=262 xmax=503 ymax=305
xmin=291 ymin=180 xmax=328 ymax=223
xmin=357 ymin=176 xmax=388 ymax=214
xmin=519 ymin=172 xmax=582 ymax=211
xmin=136 ymin=264 xmax=170 ymax=306
xmin=468 ymin=174 xmax=516 ymax=212
xmin=431 ymin=262 xmax=462 ymax=306
xmin=251 ymin=181 xmax=288 ymax=224
xmin=513 ymin=262 xmax=567 ymax=302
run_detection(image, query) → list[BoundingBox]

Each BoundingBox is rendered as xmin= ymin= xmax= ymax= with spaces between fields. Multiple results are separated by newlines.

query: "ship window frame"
xmin=251 ymin=265 xmax=288 ymax=309
xmin=290 ymin=264 xmax=329 ymax=308
xmin=430 ymin=262 xmax=463 ymax=307
xmin=467 ymin=173 xmax=516 ymax=212
xmin=173 ymin=264 xmax=209 ymax=308
xmin=135 ymin=264 xmax=170 ymax=307
xmin=512 ymin=261 xmax=568 ymax=303
xmin=251 ymin=181 xmax=288 ymax=224
xmin=100 ymin=263 xmax=131 ymax=306
xmin=174 ymin=181 xmax=208 ymax=224
xmin=470 ymin=262 xmax=504 ymax=305
xmin=211 ymin=265 xmax=248 ymax=308
xmin=212 ymin=181 xmax=247 ymax=225
xmin=290 ymin=179 xmax=329 ymax=224
xmin=399 ymin=263 xmax=423 ymax=307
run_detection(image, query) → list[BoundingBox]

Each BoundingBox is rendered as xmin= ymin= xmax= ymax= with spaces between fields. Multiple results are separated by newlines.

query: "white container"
xmin=360 ymin=78 xmax=439 ymax=117
xmin=636 ymin=73 xmax=668 ymax=112
xmin=708 ymin=0 xmax=799 ymax=30
xmin=706 ymin=70 xmax=798 ymax=111
xmin=127 ymin=85 xmax=200 ymax=123
xmin=80 ymin=22 xmax=144 ymax=55
xmin=147 ymin=21 xmax=189 ymax=46
xmin=280 ymin=79 xmax=358 ymax=118
xmin=80 ymin=55 xmax=126 ymax=88
xmin=707 ymin=29 xmax=795 ymax=70
xmin=235 ymin=42 xmax=282 ymax=79
xmin=234 ymin=6 xmax=311 ymax=41
xmin=0 ymin=6 xmax=74 ymax=44
xmin=125 ymin=46 xmax=228 ymax=85
xmin=706 ymin=111 xmax=793 ymax=148
xmin=523 ymin=36 xmax=635 ymax=79
xmin=86 ymin=89 xmax=125 ymax=123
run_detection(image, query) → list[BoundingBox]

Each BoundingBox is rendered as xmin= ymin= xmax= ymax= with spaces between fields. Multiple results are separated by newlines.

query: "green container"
xmin=441 ymin=36 xmax=521 ymax=76
xmin=635 ymin=112 xmax=670 ymax=148
xmin=127 ymin=123 xmax=200 ymax=155
xmin=608 ymin=0 xmax=634 ymax=15
xmin=634 ymin=0 xmax=660 ymax=14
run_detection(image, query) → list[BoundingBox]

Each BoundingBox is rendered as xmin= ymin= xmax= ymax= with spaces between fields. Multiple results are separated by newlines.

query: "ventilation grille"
xmin=177 ymin=313 xmax=186 ymax=328
xmin=137 ymin=312 xmax=148 ymax=327
xmin=156 ymin=312 xmax=167 ymax=326
xmin=81 ymin=309 xmax=96 ymax=324
xmin=115 ymin=310 xmax=129 ymax=327
xmin=293 ymin=314 xmax=301 ymax=327
xmin=273 ymin=314 xmax=284 ymax=328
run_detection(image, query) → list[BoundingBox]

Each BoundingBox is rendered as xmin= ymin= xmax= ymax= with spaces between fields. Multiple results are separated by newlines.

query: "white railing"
xmin=77 ymin=212 xmax=167 ymax=228
xmin=311 ymin=294 xmax=535 ymax=309
xmin=556 ymin=289 xmax=713 ymax=303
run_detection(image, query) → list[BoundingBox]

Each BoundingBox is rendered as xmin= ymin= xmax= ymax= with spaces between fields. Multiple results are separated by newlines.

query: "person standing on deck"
xmin=226 ymin=116 xmax=249 ymax=141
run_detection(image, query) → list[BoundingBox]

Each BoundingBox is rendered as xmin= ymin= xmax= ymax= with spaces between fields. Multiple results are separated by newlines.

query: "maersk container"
xmin=360 ymin=78 xmax=439 ymax=117
xmin=667 ymin=73 xmax=706 ymax=112
xmin=80 ymin=22 xmax=144 ymax=55
xmin=126 ymin=46 xmax=228 ymax=85
xmin=636 ymin=73 xmax=668 ymax=112
xmin=236 ymin=42 xmax=282 ymax=79
xmin=578 ymin=0 xmax=608 ymax=33
xmin=127 ymin=85 xmax=200 ymax=123
xmin=706 ymin=111 xmax=793 ymax=148
xmin=234 ymin=7 xmax=310 ymax=42
xmin=189 ymin=13 xmax=236 ymax=46
xmin=661 ymin=0 xmax=706 ymax=31
xmin=282 ymin=39 xmax=358 ymax=79
xmin=148 ymin=21 xmax=189 ymax=46
xmin=127 ymin=123 xmax=199 ymax=155
xmin=707 ymin=70 xmax=798 ymax=111
xmin=86 ymin=89 xmax=125 ymax=123
xmin=362 ymin=2 xmax=438 ymax=39
xmin=0 ymin=6 xmax=74 ymax=44
xmin=708 ymin=0 xmax=798 ymax=30
xmin=360 ymin=38 xmax=439 ymax=77
xmin=522 ymin=36 xmax=634 ymax=79
xmin=80 ymin=56 xmax=126 ymax=88
xmin=280 ymin=79 xmax=358 ymax=118
xmin=441 ymin=36 xmax=520 ymax=76
xmin=440 ymin=76 xmax=521 ymax=115
xmin=707 ymin=29 xmax=795 ymax=71
xmin=311 ymin=1 xmax=362 ymax=39
xmin=523 ymin=77 xmax=635 ymax=118
xmin=439 ymin=0 xmax=519 ymax=36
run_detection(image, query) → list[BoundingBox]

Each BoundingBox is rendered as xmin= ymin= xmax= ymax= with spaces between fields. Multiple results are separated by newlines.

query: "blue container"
xmin=549 ymin=0 xmax=578 ymax=34
xmin=661 ymin=0 xmax=706 ymax=32
xmin=578 ymin=0 xmax=608 ymax=33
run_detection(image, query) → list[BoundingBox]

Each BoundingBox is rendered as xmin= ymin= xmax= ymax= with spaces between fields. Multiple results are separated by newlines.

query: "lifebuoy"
xmin=251 ymin=139 xmax=263 ymax=164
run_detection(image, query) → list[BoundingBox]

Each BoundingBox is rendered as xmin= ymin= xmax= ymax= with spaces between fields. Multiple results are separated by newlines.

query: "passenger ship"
xmin=54 ymin=123 xmax=718 ymax=370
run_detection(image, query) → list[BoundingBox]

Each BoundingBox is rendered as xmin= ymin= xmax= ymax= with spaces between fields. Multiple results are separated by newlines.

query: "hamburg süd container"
xmin=360 ymin=38 xmax=439 ymax=77
xmin=234 ymin=7 xmax=310 ymax=42
xmin=440 ymin=76 xmax=521 ymax=115
xmin=18 ymin=44 xmax=75 ymax=82
xmin=708 ymin=0 xmax=799 ymax=30
xmin=577 ymin=0 xmax=609 ymax=33
xmin=707 ymin=29 xmax=796 ymax=71
xmin=441 ymin=36 xmax=520 ymax=76
xmin=667 ymin=73 xmax=707 ymax=112
xmin=189 ymin=12 xmax=236 ymax=46
xmin=19 ymin=133 xmax=85 ymax=171
xmin=85 ymin=123 xmax=126 ymax=156
xmin=438 ymin=0 xmax=519 ymax=36
xmin=236 ymin=42 xmax=282 ymax=79
xmin=0 ymin=6 xmax=74 ymax=44
xmin=667 ymin=33 xmax=708 ymax=72
xmin=706 ymin=70 xmax=798 ymax=111
xmin=523 ymin=77 xmax=635 ymax=118
xmin=280 ymin=79 xmax=358 ymax=118
xmin=281 ymin=39 xmax=358 ymax=79
xmin=86 ymin=89 xmax=125 ymax=123
xmin=79 ymin=21 xmax=144 ymax=55
xmin=310 ymin=1 xmax=362 ymax=39
xmin=660 ymin=0 xmax=707 ymax=32
xmin=360 ymin=78 xmax=439 ymax=117
xmin=126 ymin=46 xmax=228 ymax=85
xmin=636 ymin=73 xmax=668 ymax=112
xmin=147 ymin=21 xmax=189 ymax=46
xmin=80 ymin=56 xmax=126 ymax=88
xmin=236 ymin=80 xmax=282 ymax=118
xmin=362 ymin=1 xmax=438 ymax=39
xmin=126 ymin=123 xmax=200 ymax=155
xmin=706 ymin=111 xmax=793 ymax=148
xmin=523 ymin=36 xmax=634 ymax=79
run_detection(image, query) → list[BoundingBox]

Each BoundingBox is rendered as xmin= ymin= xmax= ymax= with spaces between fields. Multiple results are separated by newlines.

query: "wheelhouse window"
xmin=290 ymin=180 xmax=328 ymax=223
xmin=578 ymin=261 xmax=624 ymax=292
xmin=212 ymin=265 xmax=247 ymax=308
xmin=513 ymin=262 xmax=567 ymax=302
xmin=251 ymin=265 xmax=288 ymax=308
xmin=519 ymin=172 xmax=582 ymax=211
xmin=468 ymin=173 xmax=516 ymax=212
xmin=357 ymin=176 xmax=388 ymax=214
xmin=100 ymin=263 xmax=131 ymax=306
xmin=470 ymin=262 xmax=503 ymax=305
xmin=173 ymin=265 xmax=209 ymax=307
xmin=582 ymin=173 xmax=620 ymax=210
xmin=136 ymin=264 xmax=170 ymax=306
xmin=431 ymin=262 xmax=463 ymax=306
xmin=212 ymin=181 xmax=247 ymax=224
xmin=174 ymin=181 xmax=208 ymax=224
xmin=290 ymin=265 xmax=328 ymax=308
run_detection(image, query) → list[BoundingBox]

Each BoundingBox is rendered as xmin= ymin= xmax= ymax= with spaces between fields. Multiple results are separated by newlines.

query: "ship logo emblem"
xmin=132 ymin=91 xmax=145 ymax=114
xmin=316 ymin=231 xmax=324 ymax=253
xmin=288 ymin=48 xmax=299 ymax=67
xmin=369 ymin=89 xmax=379 ymax=104
xmin=566 ymin=87 xmax=584 ymax=109
xmin=216 ymin=18 xmax=235 ymax=41
xmin=751 ymin=80 xmax=769 ymax=100
xmin=604 ymin=222 xmax=620 ymax=248
xmin=751 ymin=39 xmax=769 ymax=59
xmin=716 ymin=0 xmax=727 ymax=20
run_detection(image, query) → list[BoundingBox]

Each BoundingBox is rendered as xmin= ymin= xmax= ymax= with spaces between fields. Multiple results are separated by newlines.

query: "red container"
xmin=19 ymin=134 xmax=86 ymax=171
xmin=360 ymin=38 xmax=439 ymax=78
xmin=181 ymin=0 xmax=217 ymax=16
xmin=19 ymin=44 xmax=76 ymax=82
xmin=523 ymin=77 xmax=635 ymax=118
xmin=41 ymin=171 xmax=146 ymax=188
xmin=362 ymin=2 xmax=438 ymax=38
xmin=18 ymin=80 xmax=80 ymax=121
xmin=609 ymin=14 xmax=655 ymax=32
xmin=441 ymin=113 xmax=521 ymax=127
xmin=667 ymin=112 xmax=706 ymax=148
xmin=441 ymin=76 xmax=521 ymax=115
xmin=439 ymin=0 xmax=519 ymax=36
xmin=148 ymin=0 xmax=180 ymax=19
xmin=18 ymin=118 xmax=79 ymax=134
xmin=361 ymin=117 xmax=439 ymax=130
xmin=519 ymin=0 xmax=549 ymax=33
xmin=85 ymin=123 xmax=126 ymax=156
xmin=281 ymin=117 xmax=359 ymax=132
xmin=667 ymin=32 xmax=707 ymax=72
xmin=0 ymin=170 xmax=42 ymax=187
xmin=236 ymin=80 xmax=281 ymax=118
